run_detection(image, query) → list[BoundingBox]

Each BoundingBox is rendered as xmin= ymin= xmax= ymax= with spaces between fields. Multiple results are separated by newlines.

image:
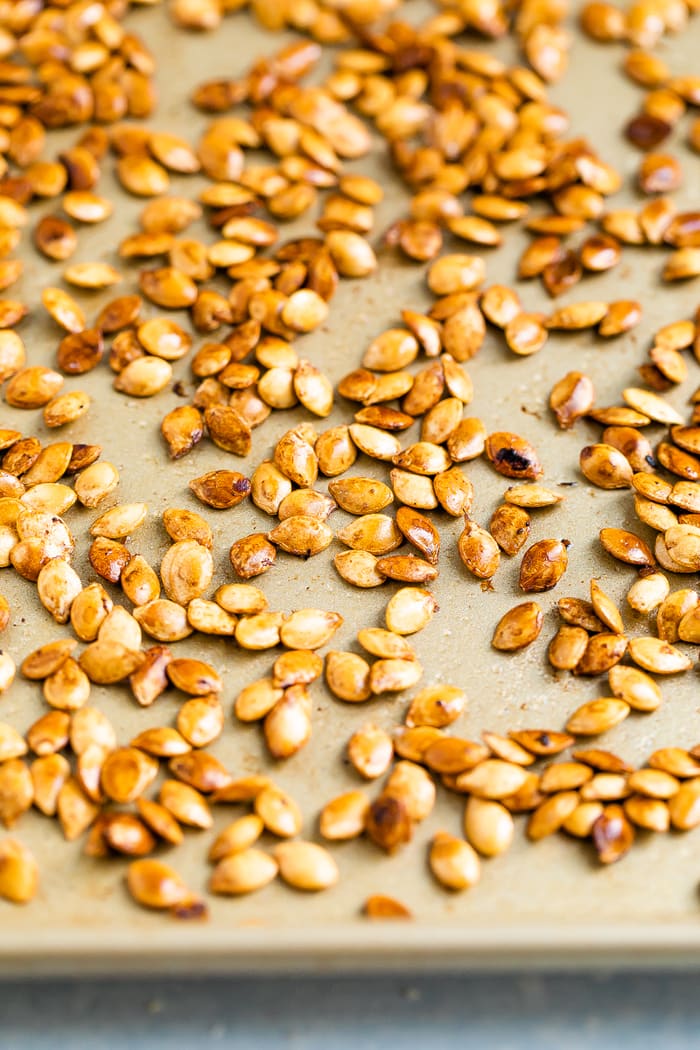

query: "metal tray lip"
xmin=4 ymin=922 xmax=700 ymax=974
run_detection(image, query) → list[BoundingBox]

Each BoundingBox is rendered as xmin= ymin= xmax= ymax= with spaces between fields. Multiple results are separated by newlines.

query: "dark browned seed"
xmin=575 ymin=633 xmax=628 ymax=676
xmin=625 ymin=114 xmax=671 ymax=150
xmin=592 ymin=805 xmax=634 ymax=864
xmin=485 ymin=432 xmax=543 ymax=480
xmin=365 ymin=795 xmax=413 ymax=853
xmin=519 ymin=539 xmax=569 ymax=592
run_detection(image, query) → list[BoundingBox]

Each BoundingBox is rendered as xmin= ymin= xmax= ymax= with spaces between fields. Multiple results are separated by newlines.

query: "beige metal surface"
xmin=2 ymin=3 xmax=700 ymax=973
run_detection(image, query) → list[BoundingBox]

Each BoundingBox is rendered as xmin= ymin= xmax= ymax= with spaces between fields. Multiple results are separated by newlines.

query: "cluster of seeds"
xmin=1 ymin=0 xmax=700 ymax=925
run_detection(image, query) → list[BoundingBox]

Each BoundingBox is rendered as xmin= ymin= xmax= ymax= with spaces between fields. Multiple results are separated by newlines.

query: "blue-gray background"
xmin=2 ymin=973 xmax=699 ymax=1049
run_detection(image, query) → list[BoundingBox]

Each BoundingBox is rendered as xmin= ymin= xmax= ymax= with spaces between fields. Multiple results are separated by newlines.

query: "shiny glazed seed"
xmin=126 ymin=859 xmax=191 ymax=910
xmin=600 ymin=528 xmax=655 ymax=567
xmin=592 ymin=805 xmax=634 ymax=864
xmin=492 ymin=602 xmax=543 ymax=651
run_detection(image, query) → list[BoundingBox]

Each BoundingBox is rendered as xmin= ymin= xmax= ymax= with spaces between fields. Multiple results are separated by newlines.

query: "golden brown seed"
xmin=235 ymin=612 xmax=285 ymax=651
xmin=268 ymin=516 xmax=333 ymax=558
xmin=57 ymin=778 xmax=99 ymax=842
xmin=78 ymin=639 xmax=145 ymax=684
xmin=208 ymin=815 xmax=264 ymax=862
xmin=600 ymin=527 xmax=655 ymax=567
xmin=102 ymin=814 xmax=156 ymax=857
xmin=215 ymin=584 xmax=267 ymax=615
xmin=505 ymin=313 xmax=548 ymax=356
xmin=278 ymin=609 xmax=342 ymax=651
xmin=575 ymin=634 xmax=628 ymax=676
xmin=101 ymin=748 xmax=159 ymax=805
xmin=657 ymin=590 xmax=697 ymax=643
xmin=528 ymin=792 xmax=580 ymax=841
xmin=550 ymin=372 xmax=595 ymax=429
xmin=235 ymin=678 xmax=283 ymax=723
xmin=562 ymin=800 xmax=605 ymax=837
xmin=165 ymin=658 xmax=221 ymax=698
xmin=623 ymin=387 xmax=683 ymax=425
xmin=316 ymin=426 xmax=357 ymax=477
xmin=161 ymin=406 xmax=204 ymax=460
xmin=592 ymin=805 xmax=634 ymax=864
xmin=5 ymin=367 xmax=63 ymax=409
xmin=160 ymin=779 xmax=212 ymax=829
xmin=130 ymin=728 xmax=190 ymax=759
xmin=229 ymin=534 xmax=276 ymax=579
xmin=329 ymin=477 xmax=393 ymax=516
xmin=589 ymin=580 xmax=624 ymax=634
xmin=210 ymin=849 xmax=278 ymax=896
xmin=254 ymin=785 xmax=302 ymax=839
xmin=458 ymin=521 xmax=500 ymax=579
xmin=599 ymin=300 xmax=643 ymax=337
xmin=539 ymin=762 xmax=593 ymax=793
xmin=395 ymin=682 xmax=463 ymax=728
xmin=628 ymin=636 xmax=692 ymax=674
xmin=320 ymin=791 xmax=369 ymax=841
xmin=336 ymin=514 xmax=402 ymax=556
xmin=462 ymin=796 xmax=513 ymax=856
xmin=580 ymin=444 xmax=633 ymax=489
xmin=548 ymin=625 xmax=589 ymax=670
xmin=264 ymin=688 xmax=313 ymax=759
xmin=510 ymin=730 xmax=575 ymax=757
xmin=566 ymin=698 xmax=630 ymax=735
xmin=325 ymin=650 xmax=371 ymax=702
xmin=114 ymin=356 xmax=172 ymax=397
xmin=347 ymin=723 xmax=393 ymax=780
xmin=189 ymin=470 xmax=251 ymax=510
xmin=455 ymin=760 xmax=530 ymax=800
xmin=385 ymin=762 xmax=436 ymax=823
xmin=74 ymin=462 xmax=119 ymax=509
xmin=624 ymin=796 xmax=670 ymax=832
xmin=519 ymin=539 xmax=569 ymax=592
xmin=492 ymin=602 xmax=543 ymax=651
xmin=0 ymin=839 xmax=38 ymax=905
xmin=489 ymin=504 xmax=531 ymax=557
xmin=429 ymin=832 xmax=480 ymax=891
xmin=126 ymin=859 xmax=191 ymax=910
xmin=274 ymin=841 xmax=339 ymax=892
xmin=607 ymin=665 xmax=661 ymax=712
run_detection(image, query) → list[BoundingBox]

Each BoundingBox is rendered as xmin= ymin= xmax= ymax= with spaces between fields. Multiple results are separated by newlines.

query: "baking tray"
xmin=2 ymin=2 xmax=700 ymax=975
